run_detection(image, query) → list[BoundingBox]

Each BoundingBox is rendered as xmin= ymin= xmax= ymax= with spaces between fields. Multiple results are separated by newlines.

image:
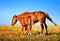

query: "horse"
xmin=11 ymin=15 xmax=32 ymax=35
xmin=11 ymin=11 xmax=57 ymax=35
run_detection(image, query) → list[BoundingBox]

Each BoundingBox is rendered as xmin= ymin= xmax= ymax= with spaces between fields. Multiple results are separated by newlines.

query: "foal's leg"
xmin=21 ymin=25 xmax=26 ymax=34
xmin=44 ymin=22 xmax=48 ymax=35
xmin=27 ymin=25 xmax=31 ymax=36
xmin=21 ymin=26 xmax=24 ymax=34
xmin=30 ymin=24 xmax=32 ymax=31
xmin=21 ymin=25 xmax=23 ymax=34
xmin=40 ymin=24 xmax=44 ymax=34
xmin=23 ymin=25 xmax=27 ymax=34
xmin=29 ymin=25 xmax=32 ymax=35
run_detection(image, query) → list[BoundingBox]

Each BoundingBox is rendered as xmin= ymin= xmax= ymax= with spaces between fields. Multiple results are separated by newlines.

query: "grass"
xmin=0 ymin=25 xmax=60 ymax=41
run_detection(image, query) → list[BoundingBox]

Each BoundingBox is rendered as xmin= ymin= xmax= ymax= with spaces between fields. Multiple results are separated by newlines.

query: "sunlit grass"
xmin=0 ymin=25 xmax=60 ymax=41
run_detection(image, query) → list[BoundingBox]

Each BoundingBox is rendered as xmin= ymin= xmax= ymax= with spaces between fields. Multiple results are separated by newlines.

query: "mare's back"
xmin=17 ymin=12 xmax=34 ymax=17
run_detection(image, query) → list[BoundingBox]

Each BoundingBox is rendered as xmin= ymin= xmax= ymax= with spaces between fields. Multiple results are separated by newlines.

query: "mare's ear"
xmin=13 ymin=15 xmax=17 ymax=18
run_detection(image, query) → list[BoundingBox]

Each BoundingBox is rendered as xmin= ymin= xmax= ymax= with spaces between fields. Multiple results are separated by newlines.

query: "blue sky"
xmin=0 ymin=0 xmax=60 ymax=25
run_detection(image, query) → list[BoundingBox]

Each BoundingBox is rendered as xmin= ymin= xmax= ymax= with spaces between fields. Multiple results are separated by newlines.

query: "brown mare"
xmin=11 ymin=11 xmax=57 ymax=35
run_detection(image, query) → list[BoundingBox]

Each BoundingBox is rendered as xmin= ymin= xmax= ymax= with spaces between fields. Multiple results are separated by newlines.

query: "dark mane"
xmin=13 ymin=15 xmax=17 ymax=18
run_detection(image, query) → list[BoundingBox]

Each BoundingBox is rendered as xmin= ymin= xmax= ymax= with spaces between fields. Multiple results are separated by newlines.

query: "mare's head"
xmin=11 ymin=15 xmax=17 ymax=26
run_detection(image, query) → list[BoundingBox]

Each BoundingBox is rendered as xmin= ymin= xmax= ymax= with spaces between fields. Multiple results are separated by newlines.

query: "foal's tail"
xmin=46 ymin=13 xmax=57 ymax=26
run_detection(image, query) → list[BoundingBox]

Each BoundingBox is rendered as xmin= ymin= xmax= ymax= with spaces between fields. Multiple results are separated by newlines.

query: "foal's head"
xmin=11 ymin=15 xmax=17 ymax=26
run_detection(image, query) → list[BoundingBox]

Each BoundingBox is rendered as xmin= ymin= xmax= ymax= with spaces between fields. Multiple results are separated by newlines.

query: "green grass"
xmin=0 ymin=25 xmax=60 ymax=41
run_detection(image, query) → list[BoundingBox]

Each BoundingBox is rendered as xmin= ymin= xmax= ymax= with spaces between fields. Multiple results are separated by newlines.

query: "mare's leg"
xmin=44 ymin=22 xmax=48 ymax=35
xmin=40 ymin=24 xmax=44 ymax=34
xmin=39 ymin=18 xmax=44 ymax=34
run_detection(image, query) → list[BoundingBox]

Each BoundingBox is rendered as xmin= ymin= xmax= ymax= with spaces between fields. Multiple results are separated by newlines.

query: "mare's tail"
xmin=46 ymin=13 xmax=57 ymax=26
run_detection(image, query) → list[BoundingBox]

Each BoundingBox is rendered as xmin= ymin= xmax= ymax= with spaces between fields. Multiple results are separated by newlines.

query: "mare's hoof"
xmin=45 ymin=33 xmax=48 ymax=35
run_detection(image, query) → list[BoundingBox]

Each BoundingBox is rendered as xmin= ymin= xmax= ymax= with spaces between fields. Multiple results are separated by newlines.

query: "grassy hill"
xmin=0 ymin=25 xmax=60 ymax=41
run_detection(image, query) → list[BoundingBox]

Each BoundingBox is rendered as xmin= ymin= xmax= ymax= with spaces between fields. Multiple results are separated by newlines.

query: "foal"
xmin=11 ymin=15 xmax=32 ymax=35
